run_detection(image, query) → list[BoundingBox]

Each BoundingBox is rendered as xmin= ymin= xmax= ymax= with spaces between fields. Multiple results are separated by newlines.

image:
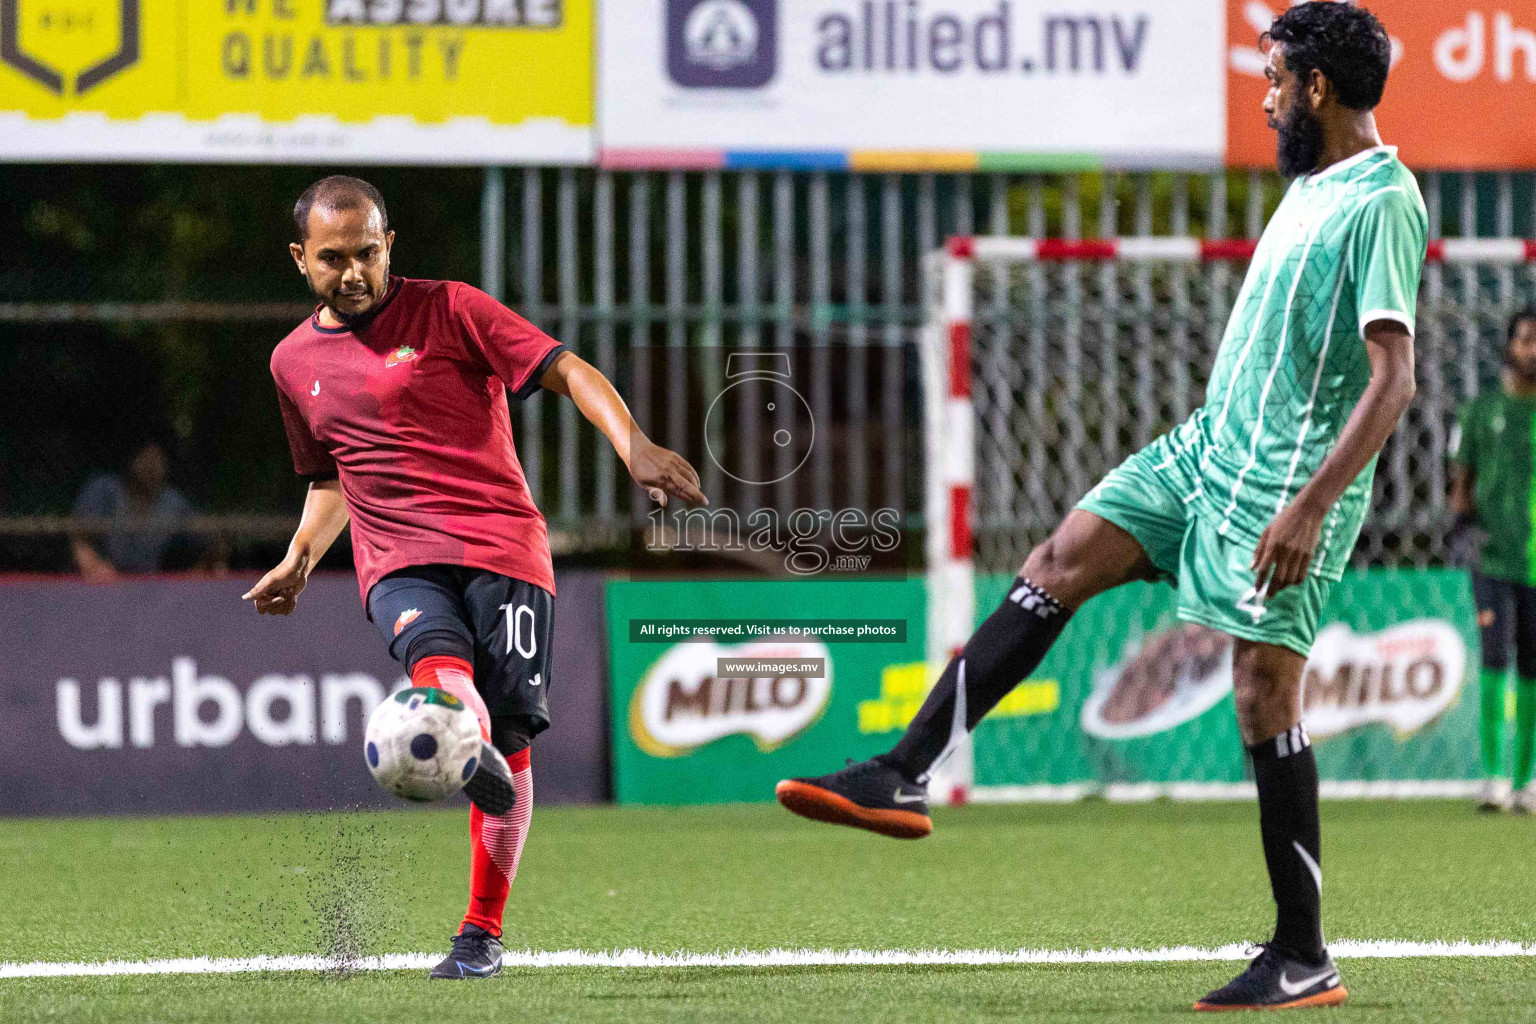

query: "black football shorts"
xmin=367 ymin=564 xmax=555 ymax=737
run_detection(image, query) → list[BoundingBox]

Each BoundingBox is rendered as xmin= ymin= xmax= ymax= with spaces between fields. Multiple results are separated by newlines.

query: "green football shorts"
xmin=1076 ymin=429 xmax=1332 ymax=658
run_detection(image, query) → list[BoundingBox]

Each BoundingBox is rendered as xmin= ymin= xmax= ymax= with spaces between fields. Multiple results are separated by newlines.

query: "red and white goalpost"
xmin=922 ymin=233 xmax=1536 ymax=805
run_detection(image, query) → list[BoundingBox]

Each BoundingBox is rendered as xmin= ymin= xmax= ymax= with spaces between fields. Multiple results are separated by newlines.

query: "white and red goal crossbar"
xmin=921 ymin=233 xmax=1536 ymax=805
xmin=946 ymin=235 xmax=1536 ymax=263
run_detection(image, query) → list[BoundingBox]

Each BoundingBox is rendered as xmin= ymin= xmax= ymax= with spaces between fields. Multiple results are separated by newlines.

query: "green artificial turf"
xmin=2 ymin=800 xmax=1533 ymax=1021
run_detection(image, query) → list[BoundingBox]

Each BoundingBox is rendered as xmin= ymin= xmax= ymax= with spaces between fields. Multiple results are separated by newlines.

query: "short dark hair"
xmin=292 ymin=175 xmax=388 ymax=243
xmin=1508 ymin=307 xmax=1536 ymax=345
xmin=1263 ymin=2 xmax=1392 ymax=111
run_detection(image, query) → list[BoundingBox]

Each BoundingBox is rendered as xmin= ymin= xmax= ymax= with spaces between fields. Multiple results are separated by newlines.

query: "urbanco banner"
xmin=0 ymin=571 xmax=608 ymax=816
xmin=0 ymin=0 xmax=593 ymax=163
xmin=599 ymin=0 xmax=1225 ymax=170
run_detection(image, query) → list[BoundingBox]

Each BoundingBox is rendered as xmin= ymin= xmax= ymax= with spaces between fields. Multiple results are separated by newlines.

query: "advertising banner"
xmin=0 ymin=571 xmax=608 ymax=816
xmin=606 ymin=578 xmax=926 ymax=804
xmin=0 ymin=0 xmax=593 ymax=163
xmin=1228 ymin=0 xmax=1536 ymax=168
xmin=967 ymin=569 xmax=1480 ymax=791
xmin=599 ymin=0 xmax=1225 ymax=170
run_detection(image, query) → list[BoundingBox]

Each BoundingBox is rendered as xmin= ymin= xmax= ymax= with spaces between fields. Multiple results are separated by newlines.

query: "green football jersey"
xmin=1454 ymin=391 xmax=1536 ymax=584
xmin=1189 ymin=145 xmax=1428 ymax=580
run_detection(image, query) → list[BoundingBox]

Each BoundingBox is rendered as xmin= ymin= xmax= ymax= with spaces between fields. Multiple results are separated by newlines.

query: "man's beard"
xmin=309 ymin=273 xmax=387 ymax=329
xmin=1275 ymin=102 xmax=1325 ymax=178
xmin=330 ymin=301 xmax=378 ymax=329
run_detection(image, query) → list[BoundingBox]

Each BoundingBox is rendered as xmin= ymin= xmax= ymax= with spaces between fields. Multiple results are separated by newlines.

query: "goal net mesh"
xmin=926 ymin=247 xmax=1534 ymax=794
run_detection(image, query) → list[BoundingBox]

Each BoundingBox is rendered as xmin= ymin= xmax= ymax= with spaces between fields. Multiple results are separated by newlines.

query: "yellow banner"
xmin=0 ymin=1 xmax=593 ymax=162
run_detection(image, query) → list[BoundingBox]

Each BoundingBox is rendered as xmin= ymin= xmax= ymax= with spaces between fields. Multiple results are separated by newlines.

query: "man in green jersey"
xmin=777 ymin=3 xmax=1424 ymax=1011
xmin=1451 ymin=309 xmax=1536 ymax=814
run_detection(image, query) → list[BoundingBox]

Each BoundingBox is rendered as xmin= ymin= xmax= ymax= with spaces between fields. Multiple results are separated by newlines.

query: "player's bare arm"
xmin=242 ymin=477 xmax=349 ymax=615
xmin=538 ymin=349 xmax=707 ymax=508
xmin=1252 ymin=319 xmax=1416 ymax=594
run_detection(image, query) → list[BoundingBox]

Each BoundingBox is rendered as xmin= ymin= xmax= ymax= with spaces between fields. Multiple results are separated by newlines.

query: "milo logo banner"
xmin=605 ymin=579 xmax=924 ymax=804
xmin=973 ymin=569 xmax=1480 ymax=790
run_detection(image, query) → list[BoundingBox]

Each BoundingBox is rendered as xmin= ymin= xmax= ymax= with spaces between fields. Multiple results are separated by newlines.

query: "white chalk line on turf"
xmin=4 ymin=940 xmax=1536 ymax=979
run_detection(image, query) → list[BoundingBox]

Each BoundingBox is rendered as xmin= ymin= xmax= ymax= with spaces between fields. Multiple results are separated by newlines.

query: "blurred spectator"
xmin=70 ymin=443 xmax=199 ymax=580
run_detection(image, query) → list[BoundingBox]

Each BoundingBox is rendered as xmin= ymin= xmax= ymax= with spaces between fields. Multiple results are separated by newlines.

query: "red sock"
xmin=410 ymin=655 xmax=491 ymax=739
xmin=461 ymin=748 xmax=533 ymax=937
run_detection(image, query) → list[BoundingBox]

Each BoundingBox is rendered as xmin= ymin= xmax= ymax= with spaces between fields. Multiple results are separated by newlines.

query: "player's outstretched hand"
xmin=242 ymin=552 xmax=310 ymax=615
xmin=1251 ymin=498 xmax=1325 ymax=596
xmin=628 ymin=439 xmax=708 ymax=508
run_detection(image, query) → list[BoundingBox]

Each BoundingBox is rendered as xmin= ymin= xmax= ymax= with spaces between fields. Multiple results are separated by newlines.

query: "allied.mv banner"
xmin=599 ymin=0 xmax=1225 ymax=170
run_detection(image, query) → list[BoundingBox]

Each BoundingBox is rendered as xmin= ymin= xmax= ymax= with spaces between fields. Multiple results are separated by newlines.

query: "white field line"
xmin=4 ymin=940 xmax=1536 ymax=979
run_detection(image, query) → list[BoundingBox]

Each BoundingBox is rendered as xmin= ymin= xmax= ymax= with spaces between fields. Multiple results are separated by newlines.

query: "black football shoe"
xmin=462 ymin=742 xmax=516 ymax=816
xmin=428 ymin=923 xmax=504 ymax=980
xmin=775 ymin=758 xmax=932 ymax=839
xmin=1194 ymin=945 xmax=1347 ymax=1011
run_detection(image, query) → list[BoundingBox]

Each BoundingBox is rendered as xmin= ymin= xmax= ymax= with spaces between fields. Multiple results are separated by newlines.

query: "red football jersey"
xmin=270 ymin=277 xmax=563 ymax=604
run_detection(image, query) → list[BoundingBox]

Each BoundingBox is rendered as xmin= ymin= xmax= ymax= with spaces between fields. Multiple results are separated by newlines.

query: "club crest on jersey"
xmin=384 ymin=345 xmax=419 ymax=369
xmin=394 ymin=608 xmax=422 ymax=636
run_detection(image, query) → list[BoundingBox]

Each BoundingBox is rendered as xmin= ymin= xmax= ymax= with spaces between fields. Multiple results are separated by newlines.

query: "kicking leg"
xmin=379 ymin=588 xmax=507 ymax=805
xmin=408 ymin=649 xmax=517 ymax=818
xmin=884 ymin=510 xmax=1157 ymax=781
xmin=366 ymin=569 xmax=517 ymax=814
xmin=1195 ymin=639 xmax=1345 ymax=1012
xmin=775 ymin=510 xmax=1156 ymax=838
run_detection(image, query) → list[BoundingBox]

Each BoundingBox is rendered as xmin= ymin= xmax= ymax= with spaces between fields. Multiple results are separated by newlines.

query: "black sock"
xmin=880 ymin=576 xmax=1072 ymax=784
xmin=1248 ymin=725 xmax=1325 ymax=963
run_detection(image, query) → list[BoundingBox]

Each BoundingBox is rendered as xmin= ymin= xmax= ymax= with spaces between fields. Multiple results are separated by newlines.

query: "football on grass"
xmin=364 ymin=687 xmax=482 ymax=802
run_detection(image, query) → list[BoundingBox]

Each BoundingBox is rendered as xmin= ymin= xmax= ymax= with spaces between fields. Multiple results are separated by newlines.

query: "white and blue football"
xmin=363 ymin=687 xmax=482 ymax=802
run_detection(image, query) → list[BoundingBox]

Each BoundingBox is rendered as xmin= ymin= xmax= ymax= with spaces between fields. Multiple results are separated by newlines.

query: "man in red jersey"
xmin=243 ymin=175 xmax=704 ymax=979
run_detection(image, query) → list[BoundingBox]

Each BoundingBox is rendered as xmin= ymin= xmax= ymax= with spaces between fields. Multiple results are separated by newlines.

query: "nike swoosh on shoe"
xmin=1278 ymin=968 xmax=1339 ymax=996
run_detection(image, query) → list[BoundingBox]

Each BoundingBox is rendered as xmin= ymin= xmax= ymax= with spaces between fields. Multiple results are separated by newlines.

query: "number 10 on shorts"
xmin=499 ymin=602 xmax=542 ymax=685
